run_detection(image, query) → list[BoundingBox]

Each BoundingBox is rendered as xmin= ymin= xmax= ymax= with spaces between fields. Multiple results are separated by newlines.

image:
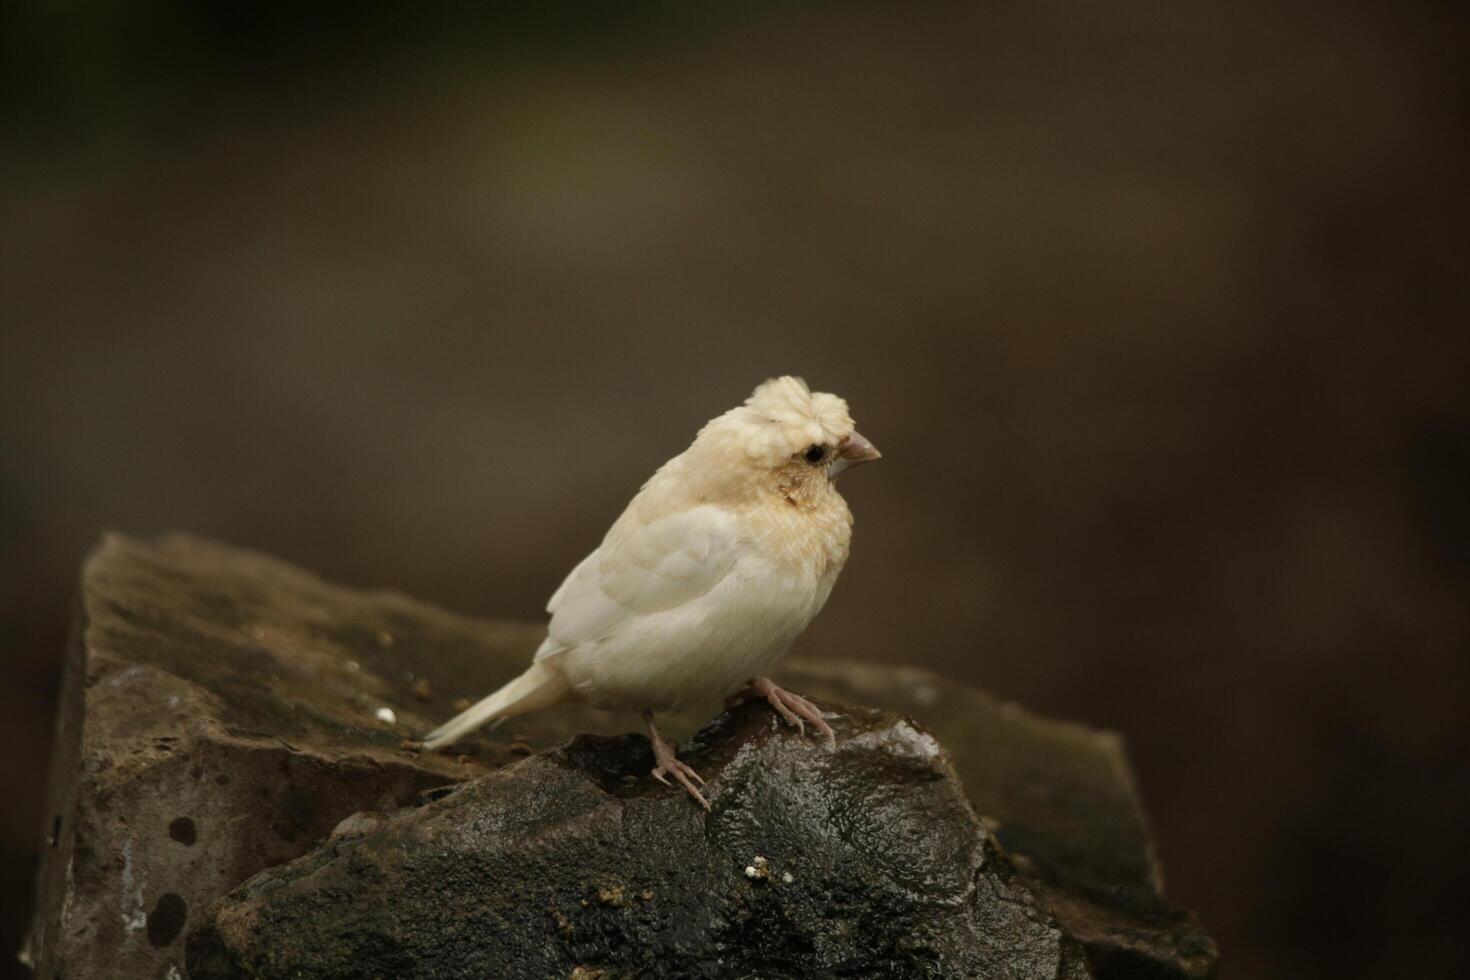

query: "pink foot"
xmin=751 ymin=677 xmax=836 ymax=748
xmin=644 ymin=711 xmax=710 ymax=810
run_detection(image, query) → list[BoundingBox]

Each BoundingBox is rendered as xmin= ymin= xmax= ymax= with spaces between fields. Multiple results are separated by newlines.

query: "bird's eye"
xmin=804 ymin=444 xmax=826 ymax=464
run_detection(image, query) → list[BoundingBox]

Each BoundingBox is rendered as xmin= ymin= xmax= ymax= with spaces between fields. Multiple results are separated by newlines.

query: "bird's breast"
xmin=744 ymin=495 xmax=853 ymax=583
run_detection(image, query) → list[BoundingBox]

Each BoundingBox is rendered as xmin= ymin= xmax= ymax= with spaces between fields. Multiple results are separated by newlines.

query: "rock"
xmin=25 ymin=533 xmax=1215 ymax=979
xmin=24 ymin=534 xmax=513 ymax=980
xmin=772 ymin=661 xmax=1217 ymax=979
xmin=186 ymin=702 xmax=1097 ymax=980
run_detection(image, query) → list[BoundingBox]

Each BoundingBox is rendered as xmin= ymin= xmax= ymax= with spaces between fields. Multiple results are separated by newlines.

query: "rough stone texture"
xmin=186 ymin=703 xmax=1096 ymax=980
xmin=26 ymin=533 xmax=1215 ymax=979
xmin=773 ymin=661 xmax=1216 ymax=979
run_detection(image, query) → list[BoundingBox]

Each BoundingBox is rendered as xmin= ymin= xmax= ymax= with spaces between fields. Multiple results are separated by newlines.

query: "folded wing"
xmin=535 ymin=504 xmax=741 ymax=661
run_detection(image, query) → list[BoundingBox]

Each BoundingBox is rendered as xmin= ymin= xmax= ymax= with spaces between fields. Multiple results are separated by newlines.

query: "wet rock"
xmin=26 ymin=533 xmax=1215 ymax=979
xmin=773 ymin=661 xmax=1218 ymax=979
xmin=187 ymin=702 xmax=1096 ymax=980
xmin=24 ymin=534 xmax=519 ymax=980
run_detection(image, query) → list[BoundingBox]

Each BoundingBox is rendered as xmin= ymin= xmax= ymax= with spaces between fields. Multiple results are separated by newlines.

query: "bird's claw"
xmin=768 ymin=698 xmax=805 ymax=735
xmin=650 ymin=760 xmax=711 ymax=810
xmin=752 ymin=677 xmax=837 ymax=749
xmin=645 ymin=711 xmax=711 ymax=810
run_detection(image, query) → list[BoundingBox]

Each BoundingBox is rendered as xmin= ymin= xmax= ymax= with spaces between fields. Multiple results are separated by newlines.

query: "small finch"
xmin=419 ymin=376 xmax=881 ymax=808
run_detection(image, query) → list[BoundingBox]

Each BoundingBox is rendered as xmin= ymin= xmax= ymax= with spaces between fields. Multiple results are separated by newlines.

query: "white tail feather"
xmin=417 ymin=661 xmax=569 ymax=749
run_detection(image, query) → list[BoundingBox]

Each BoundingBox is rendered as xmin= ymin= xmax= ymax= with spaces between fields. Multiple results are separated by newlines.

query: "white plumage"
xmin=420 ymin=376 xmax=881 ymax=807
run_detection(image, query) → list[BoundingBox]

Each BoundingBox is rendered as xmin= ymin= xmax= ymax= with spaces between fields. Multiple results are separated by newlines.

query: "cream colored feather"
xmin=419 ymin=377 xmax=879 ymax=759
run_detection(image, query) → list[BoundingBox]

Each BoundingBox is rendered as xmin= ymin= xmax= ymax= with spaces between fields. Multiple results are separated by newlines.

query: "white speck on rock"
xmin=101 ymin=665 xmax=151 ymax=689
xmin=375 ymin=707 xmax=397 ymax=725
xmin=59 ymin=854 xmax=76 ymax=927
xmin=846 ymin=719 xmax=941 ymax=761
xmin=781 ymin=871 xmax=794 ymax=884
xmin=119 ymin=840 xmax=146 ymax=934
xmin=165 ymin=966 xmax=183 ymax=980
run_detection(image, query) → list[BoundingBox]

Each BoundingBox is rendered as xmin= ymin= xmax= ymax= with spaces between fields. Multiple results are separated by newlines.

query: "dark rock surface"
xmin=776 ymin=661 xmax=1215 ymax=979
xmin=26 ymin=533 xmax=1215 ymax=979
xmin=187 ymin=703 xmax=1096 ymax=980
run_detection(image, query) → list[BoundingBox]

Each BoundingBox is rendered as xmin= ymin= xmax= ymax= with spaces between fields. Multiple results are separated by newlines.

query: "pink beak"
xmin=830 ymin=431 xmax=882 ymax=479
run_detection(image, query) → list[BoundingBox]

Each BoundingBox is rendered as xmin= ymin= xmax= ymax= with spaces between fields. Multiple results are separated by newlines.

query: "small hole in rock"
xmin=48 ymin=815 xmax=61 ymax=847
xmin=168 ymin=817 xmax=197 ymax=846
xmin=146 ymin=892 xmax=187 ymax=947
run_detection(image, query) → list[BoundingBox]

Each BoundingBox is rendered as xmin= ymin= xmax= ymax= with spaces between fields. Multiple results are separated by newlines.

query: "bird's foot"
xmin=750 ymin=676 xmax=836 ymax=748
xmin=644 ymin=712 xmax=710 ymax=811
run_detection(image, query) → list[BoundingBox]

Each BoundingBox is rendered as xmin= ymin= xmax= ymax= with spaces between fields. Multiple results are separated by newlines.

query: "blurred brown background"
xmin=2 ymin=2 xmax=1467 ymax=977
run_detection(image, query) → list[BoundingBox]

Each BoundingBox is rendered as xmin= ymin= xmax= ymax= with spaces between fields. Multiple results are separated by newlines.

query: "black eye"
xmin=804 ymin=444 xmax=826 ymax=464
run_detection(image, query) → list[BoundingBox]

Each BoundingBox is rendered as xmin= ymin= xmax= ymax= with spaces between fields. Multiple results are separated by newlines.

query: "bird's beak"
xmin=830 ymin=431 xmax=882 ymax=479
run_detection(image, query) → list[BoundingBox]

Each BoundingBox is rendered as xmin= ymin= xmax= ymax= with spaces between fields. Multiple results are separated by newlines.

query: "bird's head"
xmin=684 ymin=376 xmax=881 ymax=505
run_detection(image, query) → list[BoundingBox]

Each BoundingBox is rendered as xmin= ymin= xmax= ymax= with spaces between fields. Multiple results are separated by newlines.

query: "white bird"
xmin=420 ymin=376 xmax=881 ymax=808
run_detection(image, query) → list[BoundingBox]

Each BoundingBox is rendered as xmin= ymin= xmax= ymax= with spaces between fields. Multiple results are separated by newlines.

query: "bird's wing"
xmin=535 ymin=505 xmax=741 ymax=659
xmin=546 ymin=549 xmax=599 ymax=614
